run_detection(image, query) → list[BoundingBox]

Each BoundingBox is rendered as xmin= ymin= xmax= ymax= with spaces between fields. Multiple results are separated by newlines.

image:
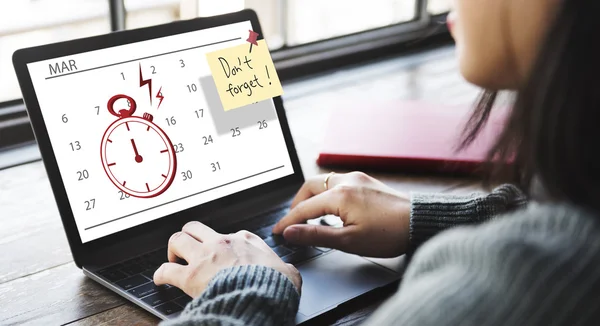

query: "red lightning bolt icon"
xmin=139 ymin=63 xmax=152 ymax=105
xmin=156 ymin=87 xmax=164 ymax=109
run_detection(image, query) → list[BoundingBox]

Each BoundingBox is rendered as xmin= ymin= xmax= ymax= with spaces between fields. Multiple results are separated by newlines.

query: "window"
xmin=285 ymin=0 xmax=417 ymax=46
xmin=0 ymin=0 xmax=111 ymax=103
xmin=0 ymin=0 xmax=450 ymax=157
xmin=428 ymin=0 xmax=452 ymax=15
xmin=124 ymin=0 xmax=181 ymax=30
xmin=177 ymin=0 xmax=446 ymax=49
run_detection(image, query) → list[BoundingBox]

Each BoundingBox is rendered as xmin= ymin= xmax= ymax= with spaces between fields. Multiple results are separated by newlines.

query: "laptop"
xmin=12 ymin=9 xmax=402 ymax=324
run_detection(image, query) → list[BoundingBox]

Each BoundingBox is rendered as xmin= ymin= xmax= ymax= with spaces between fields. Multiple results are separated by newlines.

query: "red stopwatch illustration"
xmin=100 ymin=94 xmax=177 ymax=198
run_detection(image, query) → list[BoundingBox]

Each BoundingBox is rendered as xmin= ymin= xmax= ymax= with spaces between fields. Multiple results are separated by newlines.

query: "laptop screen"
xmin=25 ymin=21 xmax=294 ymax=243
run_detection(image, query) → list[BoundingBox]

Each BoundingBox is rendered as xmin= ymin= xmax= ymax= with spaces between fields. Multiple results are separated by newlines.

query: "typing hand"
xmin=154 ymin=221 xmax=302 ymax=298
xmin=273 ymin=172 xmax=410 ymax=258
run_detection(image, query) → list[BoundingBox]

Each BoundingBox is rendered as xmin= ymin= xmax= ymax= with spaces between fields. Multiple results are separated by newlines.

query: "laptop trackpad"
xmin=297 ymin=250 xmax=399 ymax=318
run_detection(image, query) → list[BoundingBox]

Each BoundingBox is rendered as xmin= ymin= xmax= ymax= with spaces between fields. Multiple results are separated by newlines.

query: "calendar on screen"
xmin=26 ymin=21 xmax=294 ymax=243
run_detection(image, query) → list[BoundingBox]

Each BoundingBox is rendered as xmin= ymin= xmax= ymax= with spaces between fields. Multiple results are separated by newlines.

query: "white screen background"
xmin=27 ymin=21 xmax=294 ymax=243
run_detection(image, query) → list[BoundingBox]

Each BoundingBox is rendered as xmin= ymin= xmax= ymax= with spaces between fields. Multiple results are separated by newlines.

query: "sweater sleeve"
xmin=162 ymin=265 xmax=299 ymax=326
xmin=409 ymin=183 xmax=526 ymax=253
xmin=364 ymin=203 xmax=600 ymax=326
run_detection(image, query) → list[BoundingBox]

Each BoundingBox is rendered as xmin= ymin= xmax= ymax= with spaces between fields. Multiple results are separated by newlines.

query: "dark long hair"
xmin=461 ymin=0 xmax=600 ymax=211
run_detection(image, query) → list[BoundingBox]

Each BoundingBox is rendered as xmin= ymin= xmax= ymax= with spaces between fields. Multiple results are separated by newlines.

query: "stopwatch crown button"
xmin=143 ymin=113 xmax=154 ymax=122
xmin=119 ymin=109 xmax=132 ymax=118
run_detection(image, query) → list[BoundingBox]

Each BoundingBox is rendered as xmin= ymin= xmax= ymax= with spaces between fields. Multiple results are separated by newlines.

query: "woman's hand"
xmin=273 ymin=172 xmax=411 ymax=258
xmin=154 ymin=221 xmax=302 ymax=298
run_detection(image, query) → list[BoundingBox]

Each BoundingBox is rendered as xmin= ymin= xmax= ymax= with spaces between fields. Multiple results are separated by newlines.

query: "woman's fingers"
xmin=153 ymin=262 xmax=187 ymax=288
xmin=290 ymin=173 xmax=341 ymax=208
xmin=282 ymin=224 xmax=354 ymax=249
xmin=167 ymin=231 xmax=203 ymax=263
xmin=181 ymin=221 xmax=219 ymax=243
xmin=273 ymin=189 xmax=341 ymax=234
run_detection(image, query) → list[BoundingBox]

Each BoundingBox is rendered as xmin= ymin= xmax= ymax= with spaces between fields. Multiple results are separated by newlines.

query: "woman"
xmin=155 ymin=0 xmax=600 ymax=324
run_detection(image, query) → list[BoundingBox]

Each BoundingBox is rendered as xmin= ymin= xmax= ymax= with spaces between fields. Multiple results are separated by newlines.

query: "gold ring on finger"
xmin=324 ymin=172 xmax=336 ymax=191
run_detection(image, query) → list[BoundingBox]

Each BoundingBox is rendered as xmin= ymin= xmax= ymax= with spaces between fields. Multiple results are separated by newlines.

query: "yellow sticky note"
xmin=206 ymin=39 xmax=283 ymax=111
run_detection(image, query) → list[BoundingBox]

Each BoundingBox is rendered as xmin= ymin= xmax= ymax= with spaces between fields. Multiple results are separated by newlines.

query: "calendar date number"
xmin=118 ymin=190 xmax=130 ymax=200
xmin=203 ymin=135 xmax=213 ymax=145
xmin=182 ymin=170 xmax=192 ymax=181
xmin=85 ymin=199 xmax=96 ymax=211
xmin=69 ymin=141 xmax=81 ymax=151
xmin=77 ymin=170 xmax=89 ymax=181
xmin=174 ymin=143 xmax=184 ymax=153
xmin=165 ymin=116 xmax=177 ymax=126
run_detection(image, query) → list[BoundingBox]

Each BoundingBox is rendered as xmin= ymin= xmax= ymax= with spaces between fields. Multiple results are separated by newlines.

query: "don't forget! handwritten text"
xmin=206 ymin=39 xmax=282 ymax=111
xmin=218 ymin=55 xmax=265 ymax=97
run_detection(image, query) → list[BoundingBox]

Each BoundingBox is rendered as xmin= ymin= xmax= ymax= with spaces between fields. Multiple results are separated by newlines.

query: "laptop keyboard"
xmin=97 ymin=249 xmax=190 ymax=316
xmin=96 ymin=210 xmax=330 ymax=316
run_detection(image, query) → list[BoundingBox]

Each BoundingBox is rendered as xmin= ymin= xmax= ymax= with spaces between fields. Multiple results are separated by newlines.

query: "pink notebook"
xmin=316 ymin=100 xmax=507 ymax=175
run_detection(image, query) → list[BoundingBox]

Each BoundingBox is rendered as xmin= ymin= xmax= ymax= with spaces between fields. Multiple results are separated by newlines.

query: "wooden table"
xmin=0 ymin=46 xmax=482 ymax=325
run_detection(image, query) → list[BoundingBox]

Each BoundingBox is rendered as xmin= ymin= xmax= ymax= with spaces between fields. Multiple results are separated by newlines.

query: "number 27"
xmin=85 ymin=199 xmax=95 ymax=211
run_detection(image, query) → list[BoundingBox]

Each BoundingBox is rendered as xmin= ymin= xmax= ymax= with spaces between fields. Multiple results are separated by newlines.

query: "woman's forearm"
xmin=162 ymin=265 xmax=299 ymax=326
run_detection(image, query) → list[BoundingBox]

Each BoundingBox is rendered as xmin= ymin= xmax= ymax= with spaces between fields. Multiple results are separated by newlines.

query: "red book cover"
xmin=316 ymin=100 xmax=507 ymax=175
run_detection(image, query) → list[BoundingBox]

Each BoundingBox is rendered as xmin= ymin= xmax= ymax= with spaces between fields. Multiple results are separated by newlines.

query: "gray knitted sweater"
xmin=164 ymin=184 xmax=600 ymax=325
